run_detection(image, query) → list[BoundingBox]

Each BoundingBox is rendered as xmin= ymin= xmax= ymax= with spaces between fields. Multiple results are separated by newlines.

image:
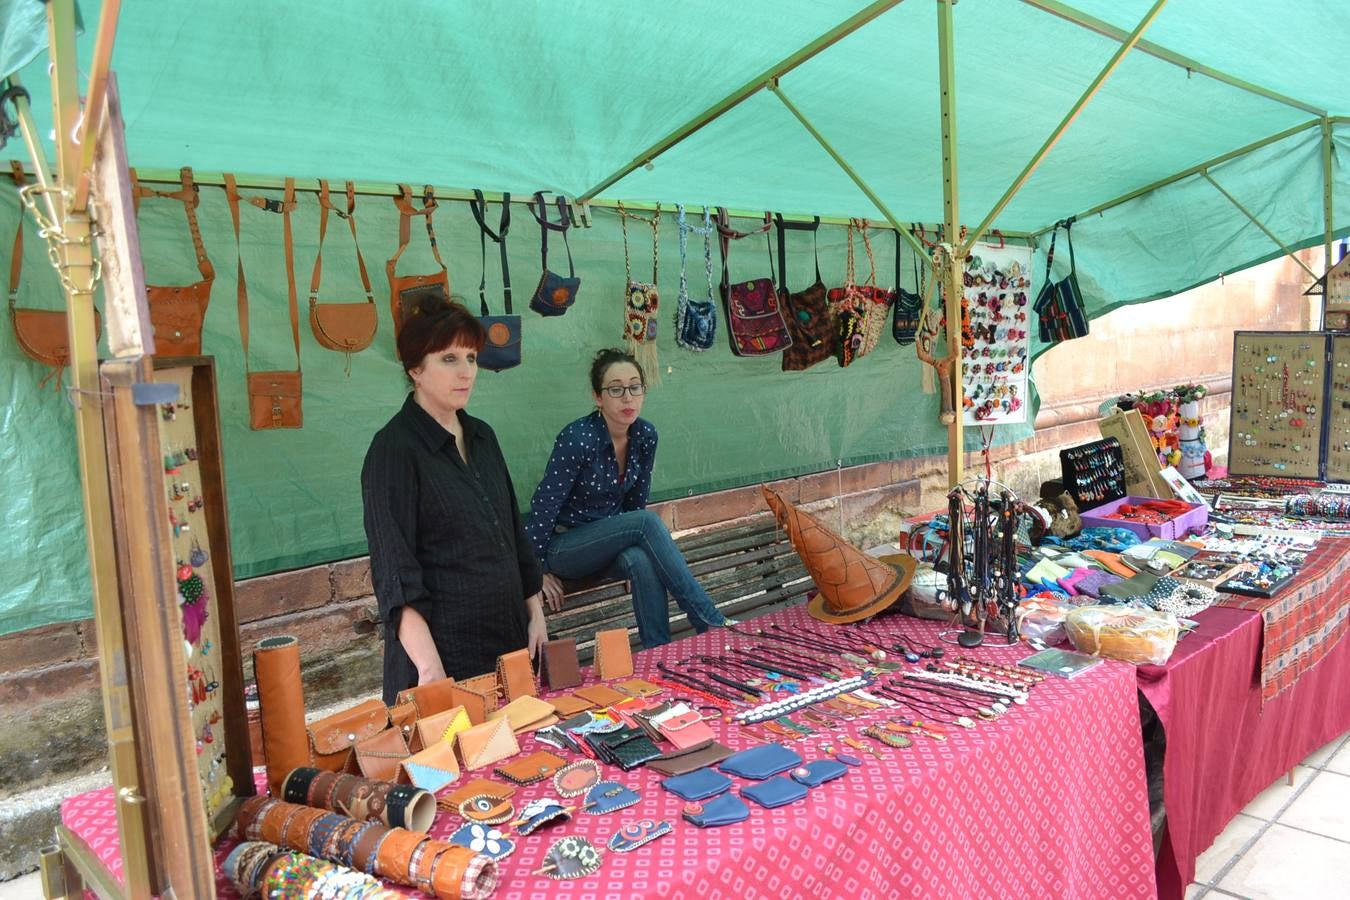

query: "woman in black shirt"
xmin=362 ymin=295 xmax=545 ymax=704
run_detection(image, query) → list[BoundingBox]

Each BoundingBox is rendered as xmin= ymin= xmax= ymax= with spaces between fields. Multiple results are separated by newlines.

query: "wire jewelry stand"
xmin=940 ymin=476 xmax=1027 ymax=648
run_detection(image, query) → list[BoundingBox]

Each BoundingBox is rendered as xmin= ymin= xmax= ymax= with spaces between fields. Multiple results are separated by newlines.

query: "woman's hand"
xmin=526 ymin=597 xmax=549 ymax=659
xmin=541 ymin=573 xmax=566 ymax=612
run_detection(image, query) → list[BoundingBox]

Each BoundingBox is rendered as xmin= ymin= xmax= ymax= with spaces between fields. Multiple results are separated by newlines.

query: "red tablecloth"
xmin=1137 ymin=604 xmax=1350 ymax=900
xmin=63 ymin=606 xmax=1155 ymax=899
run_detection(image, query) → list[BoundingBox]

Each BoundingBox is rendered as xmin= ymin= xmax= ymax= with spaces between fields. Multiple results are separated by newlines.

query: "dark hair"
xmin=589 ymin=347 xmax=645 ymax=394
xmin=396 ymin=291 xmax=485 ymax=384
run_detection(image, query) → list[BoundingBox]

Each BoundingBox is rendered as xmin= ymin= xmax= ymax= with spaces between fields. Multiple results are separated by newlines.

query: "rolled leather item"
xmin=430 ymin=843 xmax=497 ymax=900
xmin=254 ymin=635 xmax=310 ymax=796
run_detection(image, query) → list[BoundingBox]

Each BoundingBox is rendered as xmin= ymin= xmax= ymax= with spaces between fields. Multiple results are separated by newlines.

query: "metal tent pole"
xmin=936 ymin=0 xmax=963 ymax=487
xmin=1200 ymin=172 xmax=1319 ymax=281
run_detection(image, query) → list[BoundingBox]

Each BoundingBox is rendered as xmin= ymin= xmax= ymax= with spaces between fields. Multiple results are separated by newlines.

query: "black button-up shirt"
xmin=362 ymin=395 xmax=542 ymax=703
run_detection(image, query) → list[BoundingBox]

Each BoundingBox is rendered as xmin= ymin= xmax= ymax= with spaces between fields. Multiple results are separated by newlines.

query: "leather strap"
xmin=8 ymin=161 xmax=23 ymax=310
xmin=529 ymin=192 xmax=575 ymax=277
xmin=130 ymin=167 xmax=215 ymax=283
xmin=716 ymin=208 xmax=773 ymax=291
xmin=224 ymin=174 xmax=300 ymax=373
xmin=775 ymin=214 xmax=821 ymax=290
xmin=309 ymin=180 xmax=374 ymax=303
xmin=468 ymin=189 xmax=512 ymax=316
xmin=896 ymin=228 xmax=920 ymax=294
xmin=388 ymin=184 xmax=446 ymax=274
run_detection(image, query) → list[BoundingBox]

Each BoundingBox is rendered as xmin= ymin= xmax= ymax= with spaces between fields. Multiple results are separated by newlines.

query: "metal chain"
xmin=17 ymin=183 xmax=103 ymax=295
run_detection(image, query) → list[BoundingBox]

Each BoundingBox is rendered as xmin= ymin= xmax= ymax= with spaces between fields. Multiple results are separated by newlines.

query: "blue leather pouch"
xmin=680 ymin=792 xmax=751 ymax=828
xmin=661 ymin=767 xmax=732 ymax=801
xmin=718 ymin=743 xmax=803 ymax=780
xmin=788 ymin=759 xmax=849 ymax=788
xmin=741 ymin=775 xmax=809 ymax=809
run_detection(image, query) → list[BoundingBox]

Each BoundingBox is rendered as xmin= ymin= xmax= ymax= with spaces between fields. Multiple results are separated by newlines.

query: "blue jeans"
xmin=546 ymin=510 xmax=728 ymax=648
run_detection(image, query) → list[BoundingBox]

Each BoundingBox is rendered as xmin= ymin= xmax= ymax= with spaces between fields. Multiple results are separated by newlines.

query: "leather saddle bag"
xmin=132 ymin=167 xmax=215 ymax=356
xmin=386 ymin=185 xmax=450 ymax=341
xmin=308 ymin=179 xmax=377 ymax=362
xmin=528 ymin=192 xmax=580 ymax=316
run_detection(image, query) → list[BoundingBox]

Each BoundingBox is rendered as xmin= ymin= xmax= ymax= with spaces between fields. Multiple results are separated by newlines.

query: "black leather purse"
xmin=892 ymin=228 xmax=923 ymax=346
xmin=528 ymin=192 xmax=580 ymax=317
xmin=469 ymin=190 xmax=522 ymax=371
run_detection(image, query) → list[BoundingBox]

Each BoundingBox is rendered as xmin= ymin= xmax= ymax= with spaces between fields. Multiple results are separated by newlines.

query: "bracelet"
xmin=306 ymin=812 xmax=347 ymax=861
xmin=283 ymin=767 xmax=320 ymax=805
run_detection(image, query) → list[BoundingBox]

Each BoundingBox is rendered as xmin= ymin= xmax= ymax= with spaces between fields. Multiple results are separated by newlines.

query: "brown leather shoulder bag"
xmin=385 ymin=184 xmax=449 ymax=342
xmin=308 ymin=179 xmax=377 ymax=368
xmin=131 ymin=166 xmax=214 ymax=356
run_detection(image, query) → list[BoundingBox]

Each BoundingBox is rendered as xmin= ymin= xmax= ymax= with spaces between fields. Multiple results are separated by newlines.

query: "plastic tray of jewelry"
xmin=1059 ymin=437 xmax=1128 ymax=510
xmin=1216 ymin=568 xmax=1298 ymax=598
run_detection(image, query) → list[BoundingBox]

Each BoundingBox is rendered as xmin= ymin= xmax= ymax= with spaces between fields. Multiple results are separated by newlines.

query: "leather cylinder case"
xmin=253 ymin=635 xmax=310 ymax=795
xmin=540 ymin=639 xmax=582 ymax=690
xmin=496 ymin=648 xmax=536 ymax=702
xmin=741 ymin=775 xmax=810 ymax=809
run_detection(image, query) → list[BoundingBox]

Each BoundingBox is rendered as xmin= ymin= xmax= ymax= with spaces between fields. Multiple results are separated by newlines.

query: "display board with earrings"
xmin=1228 ymin=331 xmax=1330 ymax=480
xmin=153 ymin=356 xmax=254 ymax=835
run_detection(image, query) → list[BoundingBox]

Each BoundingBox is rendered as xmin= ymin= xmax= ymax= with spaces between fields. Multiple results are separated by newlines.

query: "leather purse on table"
xmin=354 ymin=726 xmax=410 ymax=783
xmin=456 ymin=717 xmax=520 ymax=771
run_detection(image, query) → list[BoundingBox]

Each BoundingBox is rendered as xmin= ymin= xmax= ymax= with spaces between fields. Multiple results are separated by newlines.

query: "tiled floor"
xmin=4 ymin=730 xmax=1348 ymax=899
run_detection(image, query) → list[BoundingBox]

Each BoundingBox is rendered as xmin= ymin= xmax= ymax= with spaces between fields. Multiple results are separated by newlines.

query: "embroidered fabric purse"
xmin=618 ymin=202 xmax=662 ymax=375
xmin=528 ymin=192 xmax=580 ymax=316
xmin=224 ymin=174 xmax=304 ymax=430
xmin=828 ymin=220 xmax=888 ymax=367
xmin=386 ymin=184 xmax=450 ymax=342
xmin=892 ymin=228 xmax=924 ymax=345
xmin=1035 ymin=220 xmax=1090 ymax=344
xmin=674 ymin=204 xmax=717 ymax=351
xmin=132 ymin=166 xmax=215 ymax=356
xmin=307 ymin=180 xmax=377 ymax=367
xmin=469 ymin=189 xmax=522 ymax=372
xmin=717 ymin=208 xmax=792 ymax=356
xmin=776 ymin=214 xmax=833 ymax=371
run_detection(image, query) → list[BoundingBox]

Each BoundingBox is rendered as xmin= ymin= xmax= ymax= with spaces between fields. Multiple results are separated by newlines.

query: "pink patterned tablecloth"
xmin=62 ymin=605 xmax=1155 ymax=899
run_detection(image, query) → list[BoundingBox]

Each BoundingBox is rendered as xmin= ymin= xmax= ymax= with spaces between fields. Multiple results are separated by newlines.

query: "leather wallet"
xmin=398 ymin=740 xmax=460 ymax=794
xmin=594 ymin=628 xmax=634 ymax=681
xmin=661 ymin=767 xmax=732 ymax=801
xmin=741 ymin=775 xmax=809 ymax=809
xmin=444 ymin=776 xmax=514 ymax=809
xmin=549 ymin=693 xmax=595 ymax=718
xmin=487 ymin=695 xmax=559 ymax=734
xmin=657 ymin=710 xmax=717 ymax=751
xmin=450 ymin=674 xmax=499 ymax=725
xmin=681 ymin=792 xmax=750 ymax=828
xmin=719 ymin=743 xmax=803 ymax=780
xmin=647 ymin=741 xmax=735 ymax=776
xmin=395 ymin=677 xmax=459 ymax=718
xmin=586 ymin=726 xmax=663 ymax=771
xmin=306 ymin=698 xmax=389 ymax=772
xmin=388 ymin=701 xmax=418 ymax=741
xmin=540 ymin=639 xmax=582 ymax=690
xmin=496 ymin=649 xmax=536 ymax=703
xmin=614 ymin=678 xmax=662 ymax=698
xmin=354 ymin=726 xmax=410 ymax=783
xmin=410 ymin=706 xmax=470 ymax=753
xmin=583 ymin=780 xmax=642 ymax=815
xmin=575 ymin=684 xmax=628 ymax=708
xmin=456 ymin=717 xmax=520 ymax=771
xmin=631 ymin=701 xmax=673 ymax=742
xmin=789 ymin=758 xmax=849 ymax=788
xmin=494 ymin=750 xmax=567 ymax=786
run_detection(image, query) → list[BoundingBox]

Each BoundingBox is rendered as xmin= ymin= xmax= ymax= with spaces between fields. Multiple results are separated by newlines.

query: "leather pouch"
xmin=395 ymin=676 xmax=459 ymax=719
xmin=130 ymin=167 xmax=215 ymax=356
xmin=614 ymin=678 xmax=662 ymax=698
xmin=575 ymin=684 xmax=628 ymax=708
xmin=386 ymin=185 xmax=449 ymax=341
xmin=682 ymin=792 xmax=750 ymax=828
xmin=444 ymin=777 xmax=514 ymax=810
xmin=389 ymin=701 xmax=418 ymax=743
xmin=398 ymin=740 xmax=460 ymax=794
xmin=528 ymin=193 xmax=579 ymax=316
xmin=594 ymin=628 xmax=634 ymax=681
xmin=451 ymin=674 xmax=500 ymax=725
xmin=410 ymin=706 xmax=470 ymax=754
xmin=630 ymin=700 xmax=672 ymax=741
xmin=487 ymin=695 xmax=559 ymax=734
xmin=247 ymin=370 xmax=303 ymax=430
xmin=307 ymin=698 xmax=389 ymax=772
xmin=548 ymin=693 xmax=594 ymax=718
xmin=354 ymin=727 xmax=410 ymax=783
xmin=456 ymin=717 xmax=520 ymax=771
xmin=496 ymin=649 xmax=536 ymax=702
xmin=661 ymin=767 xmax=732 ymax=801
xmin=494 ymin=750 xmax=567 ymax=786
xmin=657 ymin=710 xmax=717 ymax=751
xmin=307 ymin=180 xmax=378 ymax=358
xmin=741 ymin=775 xmax=809 ymax=809
xmin=648 ymin=741 xmax=735 ymax=776
xmin=789 ymin=758 xmax=849 ymax=788
xmin=718 ymin=743 xmax=803 ymax=780
xmin=540 ymin=639 xmax=582 ymax=690
xmin=478 ymin=316 xmax=521 ymax=372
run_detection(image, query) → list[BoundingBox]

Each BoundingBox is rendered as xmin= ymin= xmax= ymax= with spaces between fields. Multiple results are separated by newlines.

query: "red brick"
xmin=78 ymin=618 xmax=98 ymax=657
xmin=234 ymin=565 xmax=333 ymax=624
xmin=0 ymin=659 xmax=99 ymax=707
xmin=332 ymin=558 xmax=372 ymax=602
xmin=239 ymin=598 xmax=374 ymax=664
xmin=0 ymin=622 xmax=82 ymax=675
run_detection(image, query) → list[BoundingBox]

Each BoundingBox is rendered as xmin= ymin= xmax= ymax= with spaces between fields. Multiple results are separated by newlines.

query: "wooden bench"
xmin=549 ymin=514 xmax=813 ymax=661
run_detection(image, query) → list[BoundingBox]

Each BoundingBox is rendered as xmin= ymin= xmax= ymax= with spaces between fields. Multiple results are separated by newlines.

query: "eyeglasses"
xmin=603 ymin=384 xmax=646 ymax=398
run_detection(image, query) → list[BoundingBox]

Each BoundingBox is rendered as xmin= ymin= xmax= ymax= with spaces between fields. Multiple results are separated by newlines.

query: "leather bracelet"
xmin=234 ymin=795 xmax=274 ymax=841
xmin=283 ymin=807 xmax=328 ymax=855
xmin=276 ymin=803 xmax=307 ymax=849
xmin=307 ymin=812 xmax=348 ymax=860
xmin=330 ymin=773 xmax=360 ymax=814
xmin=332 ymin=818 xmax=367 ymax=868
xmin=416 ymin=843 xmax=448 ymax=895
xmin=284 ymin=767 xmax=321 ymax=805
xmin=432 ymin=844 xmax=480 ymax=900
xmin=306 ymin=769 xmax=339 ymax=807
xmin=342 ymin=820 xmax=381 ymax=870
xmin=406 ymin=839 xmax=430 ymax=890
xmin=258 ymin=801 xmax=290 ymax=845
xmin=374 ymin=828 xmax=423 ymax=884
xmin=365 ymin=781 xmax=393 ymax=822
xmin=350 ymin=822 xmax=391 ymax=875
xmin=384 ymin=784 xmax=421 ymax=828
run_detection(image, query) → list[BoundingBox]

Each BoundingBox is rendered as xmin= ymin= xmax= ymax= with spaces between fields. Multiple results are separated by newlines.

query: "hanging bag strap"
xmin=775 ymin=214 xmax=821 ymax=290
xmin=896 ymin=229 xmax=921 ymax=297
xmin=618 ymin=202 xmax=661 ymax=285
xmin=855 ymin=219 xmax=878 ymax=292
xmin=225 ymin=174 xmax=300 ymax=373
xmin=388 ymin=185 xmax=446 ymax=274
xmin=8 ymin=161 xmax=23 ymax=313
xmin=130 ymin=166 xmax=215 ymax=284
xmin=469 ymin=189 xmax=512 ymax=315
xmin=1063 ymin=219 xmax=1077 ymax=277
xmin=529 ymin=192 xmax=575 ymax=278
xmin=677 ymin=204 xmax=715 ymax=305
xmin=1042 ymin=224 xmax=1059 ymax=285
xmin=309 ymin=180 xmax=374 ymax=305
xmin=716 ymin=208 xmax=773 ymax=291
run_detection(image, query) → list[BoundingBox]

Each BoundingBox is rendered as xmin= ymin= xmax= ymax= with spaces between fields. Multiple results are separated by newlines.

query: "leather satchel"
xmin=224 ymin=174 xmax=304 ymax=430
xmin=131 ymin=167 xmax=215 ymax=356
xmin=717 ymin=208 xmax=792 ymax=357
xmin=306 ymin=698 xmax=390 ymax=772
xmin=495 ymin=648 xmax=536 ymax=703
xmin=775 ymin=214 xmax=833 ymax=372
xmin=594 ymin=628 xmax=634 ymax=681
xmin=395 ymin=676 xmax=459 ymax=719
xmin=354 ymin=726 xmax=410 ymax=782
xmin=540 ymin=639 xmax=582 ymax=690
xmin=469 ymin=190 xmax=521 ymax=372
xmin=307 ymin=180 xmax=378 ymax=362
xmin=528 ymin=193 xmax=580 ymax=316
xmin=386 ymin=185 xmax=450 ymax=341
xmin=456 ymin=717 xmax=520 ymax=771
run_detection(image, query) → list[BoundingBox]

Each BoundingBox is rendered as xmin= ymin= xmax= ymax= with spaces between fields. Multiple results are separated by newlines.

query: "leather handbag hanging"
xmin=775 ymin=213 xmax=833 ymax=372
xmin=618 ymin=201 xmax=662 ymax=376
xmin=224 ymin=174 xmax=304 ymax=430
xmin=7 ymin=161 xmax=102 ymax=388
xmin=674 ymin=204 xmax=717 ymax=351
xmin=468 ymin=189 xmax=522 ymax=372
xmin=892 ymin=228 xmax=924 ymax=346
xmin=528 ymin=192 xmax=580 ymax=316
xmin=307 ymin=180 xmax=377 ymax=368
xmin=716 ymin=208 xmax=792 ymax=357
xmin=131 ymin=166 xmax=215 ymax=356
xmin=386 ymin=184 xmax=450 ymax=342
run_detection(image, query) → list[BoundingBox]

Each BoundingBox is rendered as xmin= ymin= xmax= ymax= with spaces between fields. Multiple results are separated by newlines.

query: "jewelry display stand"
xmin=1228 ymin=331 xmax=1329 ymax=480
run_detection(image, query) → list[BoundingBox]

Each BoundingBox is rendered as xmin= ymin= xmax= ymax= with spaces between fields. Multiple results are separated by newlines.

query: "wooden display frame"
xmin=1228 ymin=331 xmax=1328 ymax=480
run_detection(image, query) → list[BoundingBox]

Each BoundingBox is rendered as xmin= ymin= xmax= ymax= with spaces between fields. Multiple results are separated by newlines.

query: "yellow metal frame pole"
xmin=1323 ymin=117 xmax=1335 ymax=272
xmin=937 ymin=0 xmax=963 ymax=486
xmin=69 ymin=0 xmax=123 ymax=212
xmin=1200 ymin=172 xmax=1319 ymax=281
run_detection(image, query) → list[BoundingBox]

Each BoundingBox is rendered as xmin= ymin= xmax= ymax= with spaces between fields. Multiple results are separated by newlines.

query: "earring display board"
xmin=1228 ymin=332 xmax=1328 ymax=480
xmin=154 ymin=356 xmax=254 ymax=835
xmin=1326 ymin=336 xmax=1350 ymax=481
xmin=961 ymin=240 xmax=1033 ymax=425
xmin=1321 ymin=257 xmax=1350 ymax=331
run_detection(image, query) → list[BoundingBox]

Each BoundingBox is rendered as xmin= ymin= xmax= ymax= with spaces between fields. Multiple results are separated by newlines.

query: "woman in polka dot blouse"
xmin=526 ymin=348 xmax=733 ymax=648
